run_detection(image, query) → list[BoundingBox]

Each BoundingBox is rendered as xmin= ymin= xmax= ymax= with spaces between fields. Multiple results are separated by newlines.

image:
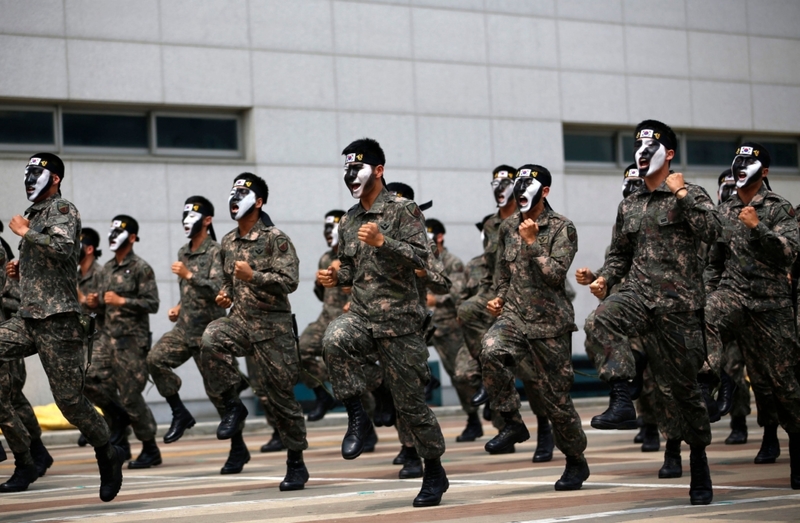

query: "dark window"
xmin=686 ymin=138 xmax=738 ymax=166
xmin=623 ymin=135 xmax=682 ymax=166
xmin=759 ymin=142 xmax=798 ymax=168
xmin=63 ymin=113 xmax=148 ymax=148
xmin=564 ymin=133 xmax=616 ymax=162
xmin=0 ymin=110 xmax=54 ymax=144
xmin=156 ymin=116 xmax=238 ymax=150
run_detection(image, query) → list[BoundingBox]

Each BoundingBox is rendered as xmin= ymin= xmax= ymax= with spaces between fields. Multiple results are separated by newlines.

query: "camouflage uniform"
xmin=453 ymin=255 xmax=485 ymax=398
xmin=200 ymin=218 xmax=307 ymax=451
xmin=100 ymin=252 xmax=160 ymax=442
xmin=0 ymin=194 xmax=109 ymax=447
xmin=481 ymin=210 xmax=586 ymax=458
xmin=586 ymin=181 xmax=719 ymax=448
xmin=147 ymin=237 xmax=226 ymax=414
xmin=323 ymin=188 xmax=445 ymax=460
xmin=705 ymin=185 xmax=800 ymax=433
xmin=298 ymin=249 xmax=348 ymax=388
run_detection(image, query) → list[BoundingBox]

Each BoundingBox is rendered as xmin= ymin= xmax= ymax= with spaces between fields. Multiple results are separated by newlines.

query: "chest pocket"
xmin=504 ymin=237 xmax=521 ymax=262
xmin=115 ymin=271 xmax=137 ymax=295
xmin=189 ymin=256 xmax=210 ymax=279
xmin=622 ymin=215 xmax=641 ymax=236
xmin=250 ymin=239 xmax=273 ymax=271
xmin=656 ymin=207 xmax=685 ymax=228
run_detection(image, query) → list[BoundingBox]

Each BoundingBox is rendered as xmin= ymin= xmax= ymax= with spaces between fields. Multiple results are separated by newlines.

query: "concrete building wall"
xmin=2 ymin=0 xmax=799 ymax=414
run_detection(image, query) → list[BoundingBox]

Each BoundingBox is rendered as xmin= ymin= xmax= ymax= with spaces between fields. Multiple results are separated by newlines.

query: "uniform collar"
xmin=113 ymin=251 xmax=136 ymax=268
xmin=80 ymin=261 xmax=101 ymax=283
xmin=25 ymin=193 xmax=60 ymax=215
xmin=355 ymin=187 xmax=391 ymax=217
xmin=184 ymin=235 xmax=213 ymax=255
xmin=731 ymin=183 xmax=769 ymax=208
xmin=236 ymin=217 xmax=268 ymax=242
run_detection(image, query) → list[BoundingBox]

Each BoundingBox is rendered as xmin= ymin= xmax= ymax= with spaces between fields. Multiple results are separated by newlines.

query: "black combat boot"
xmin=412 ymin=458 xmax=449 ymax=507
xmin=105 ymin=400 xmax=131 ymax=446
xmin=532 ymin=416 xmax=554 ymax=463
xmin=484 ymin=411 xmax=530 ymax=454
xmin=341 ymin=397 xmax=373 ymax=460
xmin=95 ymin=442 xmax=124 ymax=502
xmin=217 ymin=398 xmax=248 ymax=440
xmin=456 ymin=412 xmax=484 ymax=442
xmin=483 ymin=403 xmax=493 ymax=421
xmin=372 ymin=384 xmax=396 ymax=427
xmin=725 ymin=416 xmax=748 ymax=445
xmin=658 ymin=438 xmax=682 ymax=478
xmin=689 ymin=446 xmax=713 ymax=505
xmin=471 ymin=385 xmax=489 ymax=407
xmin=307 ymin=386 xmax=336 ymax=422
xmin=363 ymin=425 xmax=378 ymax=453
xmin=754 ymin=424 xmax=781 ymax=464
xmin=591 ymin=379 xmax=638 ymax=430
xmin=641 ymin=424 xmax=660 ymax=452
xmin=261 ymin=430 xmax=285 ymax=453
xmin=220 ymin=431 xmax=250 ymax=475
xmin=716 ymin=370 xmax=736 ymax=417
xmin=0 ymin=452 xmax=38 ymax=493
xmin=789 ymin=432 xmax=800 ymax=490
xmin=163 ymin=393 xmax=196 ymax=444
xmin=554 ymin=454 xmax=590 ymax=491
xmin=128 ymin=439 xmax=162 ymax=469
xmin=117 ymin=436 xmax=132 ymax=461
xmin=29 ymin=438 xmax=54 ymax=477
xmin=633 ymin=417 xmax=645 ymax=443
xmin=699 ymin=381 xmax=721 ymax=423
xmin=393 ymin=445 xmax=413 ymax=465
xmin=629 ymin=350 xmax=647 ymax=400
xmin=279 ymin=449 xmax=309 ymax=491
xmin=399 ymin=446 xmax=423 ymax=479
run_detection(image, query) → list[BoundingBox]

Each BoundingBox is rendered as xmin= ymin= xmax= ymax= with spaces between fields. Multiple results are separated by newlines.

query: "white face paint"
xmin=183 ymin=210 xmax=204 ymax=238
xmin=24 ymin=165 xmax=52 ymax=202
xmin=427 ymin=231 xmax=435 ymax=241
xmin=330 ymin=223 xmax=339 ymax=248
xmin=516 ymin=177 xmax=542 ymax=214
xmin=344 ymin=164 xmax=373 ymax=199
xmin=634 ymin=138 xmax=666 ymax=177
xmin=732 ymin=156 xmax=763 ymax=189
xmin=491 ymin=177 xmax=514 ymax=208
xmin=108 ymin=221 xmax=129 ymax=252
xmin=229 ymin=188 xmax=257 ymax=220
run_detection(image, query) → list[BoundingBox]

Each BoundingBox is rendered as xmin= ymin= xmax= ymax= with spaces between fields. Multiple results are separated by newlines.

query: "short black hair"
xmin=234 ymin=172 xmax=269 ymax=203
xmin=325 ymin=209 xmax=345 ymax=220
xmin=634 ymin=119 xmax=678 ymax=153
xmin=29 ymin=152 xmax=65 ymax=178
xmin=185 ymin=195 xmax=215 ymax=216
xmin=426 ymin=218 xmax=445 ymax=236
xmin=342 ymin=138 xmax=386 ymax=167
xmin=80 ymin=227 xmax=102 ymax=258
xmin=386 ymin=182 xmax=414 ymax=201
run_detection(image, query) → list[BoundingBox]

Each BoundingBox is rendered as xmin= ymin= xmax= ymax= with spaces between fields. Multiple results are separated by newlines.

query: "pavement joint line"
xmin=517 ymin=493 xmax=800 ymax=523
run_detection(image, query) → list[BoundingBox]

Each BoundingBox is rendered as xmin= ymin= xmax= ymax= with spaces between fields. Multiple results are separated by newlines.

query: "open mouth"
xmin=349 ymin=183 xmax=361 ymax=192
xmin=497 ymin=195 xmax=505 ymax=204
xmin=231 ymin=205 xmax=239 ymax=214
xmin=519 ymin=196 xmax=529 ymax=207
xmin=638 ymin=159 xmax=650 ymax=170
xmin=737 ymin=171 xmax=747 ymax=181
xmin=25 ymin=186 xmax=35 ymax=194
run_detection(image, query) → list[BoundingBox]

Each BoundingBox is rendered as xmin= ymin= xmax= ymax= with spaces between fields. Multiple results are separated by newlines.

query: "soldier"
xmin=319 ymin=138 xmax=448 ymax=507
xmin=300 ymin=210 xmax=347 ymax=422
xmin=78 ymin=227 xmax=132 ymax=459
xmin=704 ymin=143 xmax=800 ymax=490
xmin=481 ymin=165 xmax=589 ymax=491
xmin=582 ymin=121 xmax=718 ymax=505
xmin=87 ymin=215 xmax=161 ymax=469
xmin=200 ymin=172 xmax=309 ymax=491
xmin=0 ymin=153 xmax=123 ymax=501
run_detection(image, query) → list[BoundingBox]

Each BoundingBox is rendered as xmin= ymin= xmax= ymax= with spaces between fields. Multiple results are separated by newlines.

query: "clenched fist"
xmin=666 ymin=172 xmax=686 ymax=197
xmin=575 ymin=267 xmax=596 ymax=285
xmin=358 ymin=223 xmax=384 ymax=247
xmin=739 ymin=206 xmax=759 ymax=229
xmin=104 ymin=291 xmax=125 ymax=307
xmin=589 ymin=277 xmax=607 ymax=300
xmin=486 ymin=297 xmax=504 ymax=317
xmin=171 ymin=261 xmax=193 ymax=280
xmin=5 ymin=261 xmax=19 ymax=280
xmin=86 ymin=292 xmax=99 ymax=308
xmin=317 ymin=267 xmax=338 ymax=288
xmin=215 ymin=290 xmax=232 ymax=308
xmin=233 ymin=261 xmax=253 ymax=282
xmin=519 ymin=219 xmax=539 ymax=245
xmin=168 ymin=305 xmax=181 ymax=322
xmin=9 ymin=215 xmax=30 ymax=237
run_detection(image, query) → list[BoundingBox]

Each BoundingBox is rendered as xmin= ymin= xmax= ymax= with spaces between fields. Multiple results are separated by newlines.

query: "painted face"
xmin=514 ymin=176 xmax=543 ymax=214
xmin=324 ymin=216 xmax=340 ymax=248
xmin=182 ymin=205 xmax=204 ymax=238
xmin=24 ymin=165 xmax=53 ymax=202
xmin=732 ymin=155 xmax=763 ymax=189
xmin=634 ymin=138 xmax=666 ymax=177
xmin=622 ymin=169 xmax=643 ymax=199
xmin=228 ymin=187 xmax=257 ymax=220
xmin=108 ymin=221 xmax=129 ymax=252
xmin=491 ymin=178 xmax=514 ymax=208
xmin=79 ymin=243 xmax=88 ymax=263
xmin=343 ymin=163 xmax=374 ymax=199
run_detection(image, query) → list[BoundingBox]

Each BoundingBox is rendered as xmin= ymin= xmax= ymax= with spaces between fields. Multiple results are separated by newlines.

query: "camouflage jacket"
xmin=78 ymin=260 xmax=106 ymax=332
xmin=315 ymin=249 xmax=348 ymax=323
xmin=596 ymin=181 xmax=720 ymax=313
xmin=459 ymin=254 xmax=487 ymax=304
xmin=705 ymin=184 xmax=798 ymax=311
xmin=176 ymin=237 xmax=226 ymax=340
xmin=337 ymin=187 xmax=428 ymax=337
xmin=18 ymin=194 xmax=82 ymax=319
xmin=417 ymin=238 xmax=452 ymax=311
xmin=479 ymin=212 xmax=504 ymax=295
xmin=100 ymin=252 xmax=160 ymax=344
xmin=495 ymin=209 xmax=578 ymax=339
xmin=220 ymin=218 xmax=298 ymax=339
xmin=431 ymin=247 xmax=464 ymax=322
xmin=0 ymin=245 xmax=5 ymax=321
xmin=1 ymin=277 xmax=20 ymax=320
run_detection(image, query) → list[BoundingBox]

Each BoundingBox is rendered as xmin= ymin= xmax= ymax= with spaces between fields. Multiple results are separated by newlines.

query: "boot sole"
xmin=754 ymin=457 xmax=778 ymax=464
xmin=591 ymin=419 xmax=639 ymax=430
xmin=532 ymin=452 xmax=553 ymax=463
xmin=220 ymin=455 xmax=250 ymax=475
xmin=658 ymin=470 xmax=682 ymax=478
xmin=412 ymin=478 xmax=449 ymax=507
xmin=128 ymin=457 xmax=163 ymax=469
xmin=164 ymin=419 xmax=196 ymax=444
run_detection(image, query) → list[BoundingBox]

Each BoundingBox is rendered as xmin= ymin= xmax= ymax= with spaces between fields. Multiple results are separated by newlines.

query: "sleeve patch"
xmin=277 ymin=237 xmax=289 ymax=252
xmin=567 ymin=224 xmax=577 ymax=243
xmin=58 ymin=204 xmax=69 ymax=214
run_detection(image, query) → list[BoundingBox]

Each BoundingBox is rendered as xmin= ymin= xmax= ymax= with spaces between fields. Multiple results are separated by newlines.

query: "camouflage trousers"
xmin=457 ymin=293 xmax=495 ymax=360
xmin=246 ymin=355 xmax=280 ymax=431
xmin=0 ymin=358 xmax=41 ymax=454
xmin=298 ymin=317 xmax=331 ymax=389
xmin=430 ymin=317 xmax=475 ymax=414
xmin=481 ymin=316 xmax=586 ymax=458
xmin=636 ymin=366 xmax=659 ymax=426
xmin=83 ymin=334 xmax=123 ymax=413
xmin=453 ymin=345 xmax=481 ymax=405
xmin=108 ymin=336 xmax=158 ymax=441
xmin=584 ymin=309 xmax=636 ymax=382
xmin=0 ymin=314 xmax=109 ymax=447
xmin=148 ymin=326 xmax=225 ymax=417
xmin=201 ymin=316 xmax=307 ymax=451
xmin=323 ymin=312 xmax=445 ymax=459
xmin=706 ymin=289 xmax=800 ymax=433
xmin=588 ymin=291 xmax=711 ymax=447
xmin=722 ymin=340 xmax=751 ymax=419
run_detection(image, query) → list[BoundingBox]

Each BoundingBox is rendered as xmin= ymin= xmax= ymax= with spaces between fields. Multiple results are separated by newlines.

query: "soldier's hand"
xmin=233 ymin=261 xmax=254 ymax=282
xmin=739 ymin=206 xmax=759 ymax=229
xmin=317 ymin=267 xmax=338 ymax=288
xmin=426 ymin=293 xmax=436 ymax=307
xmin=171 ymin=261 xmax=193 ymax=280
xmin=168 ymin=305 xmax=181 ymax=322
xmin=575 ymin=267 xmax=596 ymax=285
xmin=343 ymin=301 xmax=351 ymax=312
xmin=104 ymin=291 xmax=126 ymax=307
xmin=358 ymin=223 xmax=385 ymax=247
xmin=86 ymin=292 xmax=99 ymax=308
xmin=415 ymin=268 xmax=427 ymax=278
xmin=486 ymin=297 xmax=504 ymax=317
xmin=5 ymin=261 xmax=19 ymax=280
xmin=589 ymin=277 xmax=607 ymax=300
xmin=8 ymin=215 xmax=30 ymax=237
xmin=666 ymin=173 xmax=687 ymax=198
xmin=330 ymin=259 xmax=342 ymax=271
xmin=519 ymin=219 xmax=539 ymax=245
xmin=215 ymin=290 xmax=232 ymax=308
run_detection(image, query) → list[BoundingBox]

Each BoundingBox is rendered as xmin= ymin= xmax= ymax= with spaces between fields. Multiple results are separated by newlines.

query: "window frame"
xmin=60 ymin=107 xmax=151 ymax=155
xmin=0 ymin=104 xmax=59 ymax=152
xmin=152 ymin=111 xmax=243 ymax=158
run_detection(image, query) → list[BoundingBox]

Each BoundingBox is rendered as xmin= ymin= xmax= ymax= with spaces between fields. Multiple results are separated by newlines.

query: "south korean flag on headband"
xmin=112 ymin=220 xmax=123 ymax=229
xmin=184 ymin=203 xmax=195 ymax=212
xmin=234 ymin=179 xmax=247 ymax=188
xmin=325 ymin=215 xmax=336 ymax=224
xmin=638 ymin=129 xmax=654 ymax=139
xmin=495 ymin=170 xmax=511 ymax=179
xmin=28 ymin=157 xmax=42 ymax=166
xmin=738 ymin=146 xmax=754 ymax=156
xmin=625 ymin=168 xmax=640 ymax=179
